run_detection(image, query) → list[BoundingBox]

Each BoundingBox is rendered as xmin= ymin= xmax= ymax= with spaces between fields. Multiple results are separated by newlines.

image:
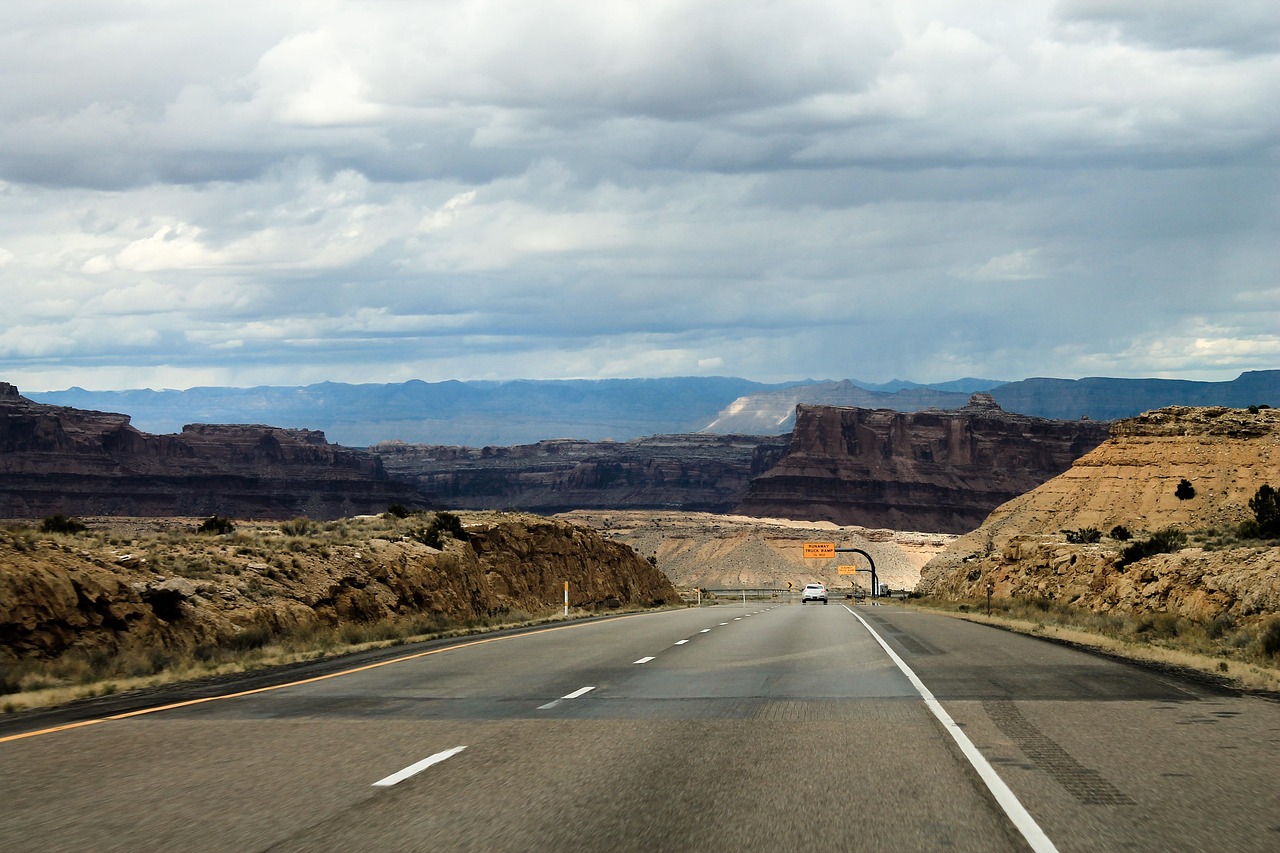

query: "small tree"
xmin=1175 ymin=479 xmax=1195 ymax=500
xmin=1109 ymin=525 xmax=1132 ymax=541
xmin=40 ymin=514 xmax=86 ymax=534
xmin=1249 ymin=484 xmax=1280 ymax=537
xmin=197 ymin=515 xmax=236 ymax=535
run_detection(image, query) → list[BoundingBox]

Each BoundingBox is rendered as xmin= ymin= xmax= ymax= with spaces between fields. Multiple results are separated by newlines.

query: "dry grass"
xmin=0 ymin=605 xmax=622 ymax=715
xmin=911 ymin=597 xmax=1280 ymax=693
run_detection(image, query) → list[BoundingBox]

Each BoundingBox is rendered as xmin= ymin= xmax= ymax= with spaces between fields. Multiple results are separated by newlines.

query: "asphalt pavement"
xmin=1 ymin=603 xmax=1276 ymax=852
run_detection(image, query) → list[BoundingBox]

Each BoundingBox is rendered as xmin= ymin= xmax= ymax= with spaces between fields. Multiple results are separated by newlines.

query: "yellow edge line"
xmin=0 ymin=613 xmax=648 ymax=745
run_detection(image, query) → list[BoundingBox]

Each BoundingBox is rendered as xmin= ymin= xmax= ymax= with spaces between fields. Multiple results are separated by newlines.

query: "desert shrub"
xmin=39 ymin=514 xmax=86 ymax=534
xmin=1117 ymin=527 xmax=1186 ymax=568
xmin=280 ymin=517 xmax=317 ymax=537
xmin=1135 ymin=612 xmax=1184 ymax=639
xmin=385 ymin=504 xmax=410 ymax=519
xmin=410 ymin=511 xmax=466 ymax=549
xmin=1203 ymin=614 xmax=1235 ymax=640
xmin=1259 ymin=618 xmax=1280 ymax=658
xmin=196 ymin=515 xmax=236 ymax=535
xmin=1175 ymin=479 xmax=1196 ymax=500
xmin=1109 ymin=525 xmax=1132 ymax=541
xmin=1248 ymin=484 xmax=1280 ymax=537
xmin=225 ymin=624 xmax=274 ymax=652
xmin=1065 ymin=528 xmax=1101 ymax=544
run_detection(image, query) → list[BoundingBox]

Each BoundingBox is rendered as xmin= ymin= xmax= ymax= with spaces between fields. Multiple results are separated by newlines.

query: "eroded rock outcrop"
xmin=736 ymin=396 xmax=1110 ymax=533
xmin=0 ymin=383 xmax=425 ymax=520
xmin=918 ymin=406 xmax=1280 ymax=621
xmin=373 ymin=434 xmax=789 ymax=514
xmin=0 ymin=513 xmax=679 ymax=664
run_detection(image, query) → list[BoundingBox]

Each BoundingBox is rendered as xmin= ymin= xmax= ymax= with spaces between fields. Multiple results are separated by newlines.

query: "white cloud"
xmin=0 ymin=1 xmax=1275 ymax=392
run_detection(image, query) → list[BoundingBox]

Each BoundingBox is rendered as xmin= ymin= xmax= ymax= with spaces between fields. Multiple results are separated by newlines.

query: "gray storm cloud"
xmin=0 ymin=0 xmax=1276 ymax=391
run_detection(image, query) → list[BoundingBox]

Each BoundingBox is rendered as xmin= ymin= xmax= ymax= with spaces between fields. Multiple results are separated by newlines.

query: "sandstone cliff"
xmin=0 ymin=383 xmax=425 ymax=520
xmin=373 ymin=434 xmax=789 ymax=514
xmin=0 ymin=513 xmax=678 ymax=666
xmin=736 ymin=395 xmax=1110 ymax=533
xmin=917 ymin=406 xmax=1280 ymax=622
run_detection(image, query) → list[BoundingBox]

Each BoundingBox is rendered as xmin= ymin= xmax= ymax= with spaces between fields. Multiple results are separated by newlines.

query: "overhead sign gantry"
xmin=802 ymin=542 xmax=880 ymax=598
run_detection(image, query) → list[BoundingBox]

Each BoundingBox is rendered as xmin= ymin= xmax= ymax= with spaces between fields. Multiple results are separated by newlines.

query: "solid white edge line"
xmin=843 ymin=606 xmax=1060 ymax=853
xmin=372 ymin=746 xmax=467 ymax=787
xmin=562 ymin=686 xmax=596 ymax=700
xmin=634 ymin=656 xmax=655 ymax=664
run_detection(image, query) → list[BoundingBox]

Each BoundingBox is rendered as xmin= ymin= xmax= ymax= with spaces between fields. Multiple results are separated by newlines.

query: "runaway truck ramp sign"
xmin=802 ymin=542 xmax=883 ymax=599
xmin=802 ymin=542 xmax=836 ymax=559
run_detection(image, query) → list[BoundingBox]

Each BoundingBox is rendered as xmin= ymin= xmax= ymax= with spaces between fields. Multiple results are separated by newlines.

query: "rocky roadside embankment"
xmin=0 ymin=512 xmax=678 ymax=669
xmin=918 ymin=406 xmax=1280 ymax=624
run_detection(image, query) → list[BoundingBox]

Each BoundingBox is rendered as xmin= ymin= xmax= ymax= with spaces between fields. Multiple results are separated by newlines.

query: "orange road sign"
xmin=838 ymin=565 xmax=858 ymax=575
xmin=803 ymin=542 xmax=836 ymax=559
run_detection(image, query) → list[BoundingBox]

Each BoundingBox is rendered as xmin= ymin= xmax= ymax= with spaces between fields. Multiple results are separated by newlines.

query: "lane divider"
xmin=633 ymin=656 xmax=656 ymax=664
xmin=372 ymin=746 xmax=467 ymax=787
xmin=0 ymin=612 xmax=659 ymax=745
xmin=844 ymin=606 xmax=1060 ymax=853
xmin=537 ymin=685 xmax=596 ymax=710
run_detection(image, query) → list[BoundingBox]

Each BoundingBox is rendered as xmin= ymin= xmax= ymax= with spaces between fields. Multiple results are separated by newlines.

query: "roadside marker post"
xmin=564 ymin=581 xmax=569 ymax=617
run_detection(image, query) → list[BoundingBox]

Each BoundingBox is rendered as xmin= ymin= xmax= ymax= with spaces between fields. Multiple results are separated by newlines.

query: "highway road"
xmin=1 ymin=603 xmax=1277 ymax=852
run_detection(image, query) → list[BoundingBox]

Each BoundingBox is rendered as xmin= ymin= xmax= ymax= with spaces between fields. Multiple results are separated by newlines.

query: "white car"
xmin=801 ymin=583 xmax=828 ymax=604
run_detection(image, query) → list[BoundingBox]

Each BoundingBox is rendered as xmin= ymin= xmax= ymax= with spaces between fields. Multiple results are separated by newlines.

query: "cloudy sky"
xmin=1 ymin=0 xmax=1277 ymax=392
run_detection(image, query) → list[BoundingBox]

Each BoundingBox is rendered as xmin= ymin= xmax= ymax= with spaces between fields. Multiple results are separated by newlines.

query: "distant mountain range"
xmin=24 ymin=370 xmax=1279 ymax=447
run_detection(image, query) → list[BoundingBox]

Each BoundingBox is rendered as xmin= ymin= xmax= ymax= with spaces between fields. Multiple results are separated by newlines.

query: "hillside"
xmin=0 ymin=512 xmax=677 ymax=674
xmin=917 ymin=406 xmax=1280 ymax=623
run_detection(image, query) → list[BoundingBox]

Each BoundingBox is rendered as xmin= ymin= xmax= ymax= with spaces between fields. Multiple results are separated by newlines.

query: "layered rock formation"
xmin=0 ymin=513 xmax=678 ymax=664
xmin=736 ymin=395 xmax=1111 ymax=533
xmin=0 ymin=383 xmax=424 ymax=520
xmin=373 ymin=434 xmax=789 ymax=514
xmin=917 ymin=406 xmax=1280 ymax=621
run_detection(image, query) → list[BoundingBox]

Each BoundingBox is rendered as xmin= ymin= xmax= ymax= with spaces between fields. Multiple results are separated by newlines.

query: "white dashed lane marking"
xmin=372 ymin=746 xmax=467 ymax=787
xmin=634 ymin=656 xmax=656 ymax=664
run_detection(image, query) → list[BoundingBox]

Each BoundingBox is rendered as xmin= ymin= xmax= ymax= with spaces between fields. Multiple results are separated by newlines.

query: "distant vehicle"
xmin=801 ymin=583 xmax=828 ymax=604
xmin=878 ymin=583 xmax=890 ymax=597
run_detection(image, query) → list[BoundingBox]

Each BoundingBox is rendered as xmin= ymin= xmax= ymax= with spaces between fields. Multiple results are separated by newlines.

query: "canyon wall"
xmin=0 ymin=383 xmax=425 ymax=520
xmin=374 ymin=434 xmax=789 ymax=514
xmin=736 ymin=395 xmax=1111 ymax=533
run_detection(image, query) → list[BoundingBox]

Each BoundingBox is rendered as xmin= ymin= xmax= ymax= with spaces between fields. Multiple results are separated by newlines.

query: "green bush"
xmin=1248 ymin=484 xmax=1280 ymax=537
xmin=1065 ymin=528 xmax=1101 ymax=544
xmin=410 ymin=511 xmax=466 ymax=549
xmin=1260 ymin=618 xmax=1280 ymax=658
xmin=1117 ymin=527 xmax=1186 ymax=568
xmin=1109 ymin=525 xmax=1132 ymax=541
xmin=197 ymin=515 xmax=236 ymax=535
xmin=39 ymin=514 xmax=86 ymax=534
xmin=1175 ymin=479 xmax=1196 ymax=500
